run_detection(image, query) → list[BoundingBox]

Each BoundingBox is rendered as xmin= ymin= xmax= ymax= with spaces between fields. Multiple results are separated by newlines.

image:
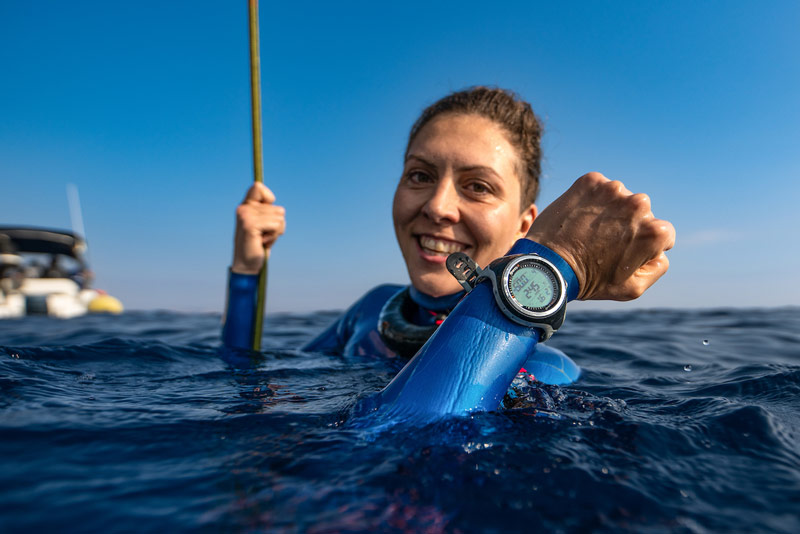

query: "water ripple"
xmin=1 ymin=307 xmax=799 ymax=533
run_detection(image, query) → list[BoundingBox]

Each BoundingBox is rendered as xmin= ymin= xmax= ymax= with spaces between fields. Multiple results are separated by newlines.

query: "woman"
xmin=223 ymin=87 xmax=674 ymax=393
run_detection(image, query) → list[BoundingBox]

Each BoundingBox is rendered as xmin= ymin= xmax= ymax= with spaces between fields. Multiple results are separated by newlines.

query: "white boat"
xmin=0 ymin=227 xmax=122 ymax=318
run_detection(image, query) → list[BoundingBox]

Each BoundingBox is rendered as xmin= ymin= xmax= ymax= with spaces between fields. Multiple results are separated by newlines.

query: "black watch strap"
xmin=446 ymin=252 xmax=483 ymax=293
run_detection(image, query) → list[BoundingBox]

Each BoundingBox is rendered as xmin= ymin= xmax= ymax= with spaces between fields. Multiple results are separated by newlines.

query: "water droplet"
xmin=684 ymin=364 xmax=693 ymax=372
xmin=702 ymin=339 xmax=709 ymax=346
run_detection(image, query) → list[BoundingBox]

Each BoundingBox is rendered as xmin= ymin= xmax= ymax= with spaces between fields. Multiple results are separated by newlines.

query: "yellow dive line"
xmin=248 ymin=0 xmax=267 ymax=351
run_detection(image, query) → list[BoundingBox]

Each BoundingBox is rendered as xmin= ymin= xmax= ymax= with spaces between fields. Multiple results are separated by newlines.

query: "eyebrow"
xmin=405 ymin=154 xmax=502 ymax=179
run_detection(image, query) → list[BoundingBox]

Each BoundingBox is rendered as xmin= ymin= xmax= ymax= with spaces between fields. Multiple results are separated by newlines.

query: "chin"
xmin=412 ymin=273 xmax=463 ymax=297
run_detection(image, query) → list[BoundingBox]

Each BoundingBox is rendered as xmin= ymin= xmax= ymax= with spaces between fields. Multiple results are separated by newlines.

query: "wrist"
xmin=507 ymin=238 xmax=580 ymax=302
xmin=222 ymin=268 xmax=259 ymax=349
xmin=228 ymin=268 xmax=259 ymax=285
xmin=231 ymin=255 xmax=265 ymax=275
xmin=231 ymin=264 xmax=261 ymax=275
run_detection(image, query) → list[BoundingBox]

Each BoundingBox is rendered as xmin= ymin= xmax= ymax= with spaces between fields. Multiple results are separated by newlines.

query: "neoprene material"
xmin=507 ymin=239 xmax=580 ymax=302
xmin=356 ymin=281 xmax=538 ymax=421
xmin=221 ymin=239 xmax=581 ymax=422
xmin=355 ymin=238 xmax=581 ymax=422
xmin=222 ymin=270 xmax=258 ymax=349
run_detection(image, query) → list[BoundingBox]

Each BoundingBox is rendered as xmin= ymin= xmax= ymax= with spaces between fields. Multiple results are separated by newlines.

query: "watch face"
xmin=505 ymin=259 xmax=561 ymax=314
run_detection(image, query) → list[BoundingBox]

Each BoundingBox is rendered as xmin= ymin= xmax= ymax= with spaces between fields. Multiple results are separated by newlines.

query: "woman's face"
xmin=393 ymin=113 xmax=537 ymax=297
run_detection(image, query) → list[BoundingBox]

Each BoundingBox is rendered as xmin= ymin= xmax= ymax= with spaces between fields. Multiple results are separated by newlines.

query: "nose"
xmin=422 ymin=176 xmax=460 ymax=224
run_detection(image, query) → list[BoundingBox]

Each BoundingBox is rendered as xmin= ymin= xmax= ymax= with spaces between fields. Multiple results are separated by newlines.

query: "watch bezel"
xmin=446 ymin=250 xmax=569 ymax=342
xmin=500 ymin=255 xmax=567 ymax=321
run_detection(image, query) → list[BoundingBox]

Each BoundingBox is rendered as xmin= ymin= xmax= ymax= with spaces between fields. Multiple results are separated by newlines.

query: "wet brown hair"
xmin=406 ymin=86 xmax=543 ymax=206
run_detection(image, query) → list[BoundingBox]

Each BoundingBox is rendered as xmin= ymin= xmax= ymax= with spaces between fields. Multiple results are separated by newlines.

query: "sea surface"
xmin=1 ymin=307 xmax=798 ymax=533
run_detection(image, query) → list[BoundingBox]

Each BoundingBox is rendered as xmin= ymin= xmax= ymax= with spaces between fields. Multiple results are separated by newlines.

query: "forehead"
xmin=406 ymin=113 xmax=520 ymax=174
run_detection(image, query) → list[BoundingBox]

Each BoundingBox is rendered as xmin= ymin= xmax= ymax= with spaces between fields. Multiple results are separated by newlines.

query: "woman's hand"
xmin=527 ymin=172 xmax=675 ymax=301
xmin=232 ymin=183 xmax=286 ymax=274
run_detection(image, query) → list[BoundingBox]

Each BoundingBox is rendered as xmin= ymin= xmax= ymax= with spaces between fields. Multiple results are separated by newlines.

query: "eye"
xmin=465 ymin=180 xmax=492 ymax=195
xmin=406 ymin=170 xmax=434 ymax=184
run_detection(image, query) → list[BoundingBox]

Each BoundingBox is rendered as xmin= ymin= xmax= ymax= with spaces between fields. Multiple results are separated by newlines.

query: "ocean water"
xmin=1 ymin=307 xmax=798 ymax=533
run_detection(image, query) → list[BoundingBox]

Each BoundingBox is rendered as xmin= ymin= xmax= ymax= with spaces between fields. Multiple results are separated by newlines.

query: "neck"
xmin=408 ymin=286 xmax=464 ymax=312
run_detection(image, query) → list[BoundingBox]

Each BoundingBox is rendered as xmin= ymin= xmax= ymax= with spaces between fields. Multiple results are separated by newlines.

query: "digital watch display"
xmin=504 ymin=256 xmax=563 ymax=316
xmin=446 ymin=252 xmax=567 ymax=341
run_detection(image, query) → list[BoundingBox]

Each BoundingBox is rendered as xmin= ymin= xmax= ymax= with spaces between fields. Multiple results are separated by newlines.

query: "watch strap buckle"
xmin=446 ymin=252 xmax=483 ymax=293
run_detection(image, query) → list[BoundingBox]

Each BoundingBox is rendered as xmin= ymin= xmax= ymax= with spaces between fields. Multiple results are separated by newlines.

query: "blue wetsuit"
xmin=222 ymin=239 xmax=580 ymax=421
xmin=223 ymin=280 xmax=578 ymax=382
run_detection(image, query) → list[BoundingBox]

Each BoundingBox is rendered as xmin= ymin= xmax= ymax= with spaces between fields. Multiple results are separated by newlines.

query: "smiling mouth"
xmin=418 ymin=235 xmax=466 ymax=257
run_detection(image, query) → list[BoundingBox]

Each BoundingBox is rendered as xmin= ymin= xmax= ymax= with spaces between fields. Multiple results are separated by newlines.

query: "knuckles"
xmin=236 ymin=203 xmax=286 ymax=235
xmin=577 ymin=173 xmax=633 ymax=200
xmin=578 ymin=172 xmax=608 ymax=186
xmin=237 ymin=203 xmax=285 ymax=219
xmin=628 ymin=193 xmax=651 ymax=212
xmin=567 ymin=172 xmax=673 ymax=302
xmin=235 ymin=204 xmax=250 ymax=221
xmin=638 ymin=219 xmax=675 ymax=246
xmin=619 ymin=283 xmax=646 ymax=301
xmin=606 ymin=179 xmax=626 ymax=193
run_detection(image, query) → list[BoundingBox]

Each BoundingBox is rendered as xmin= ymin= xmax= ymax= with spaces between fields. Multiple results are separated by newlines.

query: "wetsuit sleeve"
xmin=299 ymin=285 xmax=402 ymax=354
xmin=301 ymin=314 xmax=349 ymax=354
xmin=508 ymin=239 xmax=580 ymax=301
xmin=355 ymin=239 xmax=579 ymax=423
xmin=220 ymin=268 xmax=350 ymax=352
xmin=221 ymin=270 xmax=259 ymax=349
xmin=356 ymin=281 xmax=534 ymax=422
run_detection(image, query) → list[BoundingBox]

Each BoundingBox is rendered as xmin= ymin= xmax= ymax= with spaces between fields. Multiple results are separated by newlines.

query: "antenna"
xmin=67 ymin=183 xmax=86 ymax=240
xmin=66 ymin=183 xmax=92 ymax=266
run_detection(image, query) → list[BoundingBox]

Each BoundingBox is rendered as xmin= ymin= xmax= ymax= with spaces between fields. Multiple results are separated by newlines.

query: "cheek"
xmin=469 ymin=207 xmax=506 ymax=238
xmin=391 ymin=188 xmax=402 ymax=221
xmin=392 ymin=191 xmax=412 ymax=236
xmin=468 ymin=206 xmax=522 ymax=246
xmin=392 ymin=187 xmax=416 ymax=227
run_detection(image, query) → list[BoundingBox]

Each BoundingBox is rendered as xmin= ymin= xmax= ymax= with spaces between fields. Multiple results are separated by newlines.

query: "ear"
xmin=517 ymin=203 xmax=537 ymax=238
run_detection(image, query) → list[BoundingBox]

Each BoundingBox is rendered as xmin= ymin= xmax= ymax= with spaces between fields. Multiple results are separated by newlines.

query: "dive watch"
xmin=446 ymin=250 xmax=568 ymax=341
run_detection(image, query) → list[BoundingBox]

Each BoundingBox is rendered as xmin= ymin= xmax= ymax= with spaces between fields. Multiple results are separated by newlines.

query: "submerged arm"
xmin=221 ymin=271 xmax=259 ymax=349
xmin=355 ymin=239 xmax=579 ymax=423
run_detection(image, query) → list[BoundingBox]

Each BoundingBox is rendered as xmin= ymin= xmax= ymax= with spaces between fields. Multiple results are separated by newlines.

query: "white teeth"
xmin=419 ymin=236 xmax=464 ymax=255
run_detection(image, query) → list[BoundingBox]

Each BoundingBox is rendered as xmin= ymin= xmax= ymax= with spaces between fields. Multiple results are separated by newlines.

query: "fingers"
xmin=639 ymin=252 xmax=670 ymax=284
xmin=616 ymin=252 xmax=670 ymax=301
xmin=242 ymin=182 xmax=276 ymax=204
xmin=660 ymin=220 xmax=676 ymax=251
xmin=236 ymin=202 xmax=285 ymax=230
xmin=550 ymin=172 xmax=675 ymax=302
xmin=625 ymin=217 xmax=675 ymax=270
xmin=611 ymin=202 xmax=673 ymax=300
xmin=232 ymin=184 xmax=286 ymax=274
xmin=575 ymin=172 xmax=634 ymax=198
xmin=257 ymin=206 xmax=287 ymax=247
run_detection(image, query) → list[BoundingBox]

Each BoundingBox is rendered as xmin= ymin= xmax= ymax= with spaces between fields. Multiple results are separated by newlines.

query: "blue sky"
xmin=1 ymin=1 xmax=798 ymax=312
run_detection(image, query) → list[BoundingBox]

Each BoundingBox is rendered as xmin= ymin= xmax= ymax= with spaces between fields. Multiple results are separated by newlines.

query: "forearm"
xmin=221 ymin=270 xmax=259 ymax=349
xmin=363 ymin=281 xmax=537 ymax=421
xmin=357 ymin=238 xmax=579 ymax=423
